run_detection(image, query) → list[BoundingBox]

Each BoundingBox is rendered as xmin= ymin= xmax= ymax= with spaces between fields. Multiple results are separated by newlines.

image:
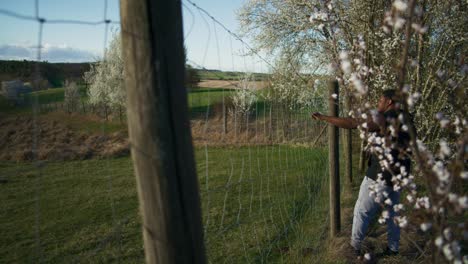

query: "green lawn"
xmin=0 ymin=145 xmax=330 ymax=263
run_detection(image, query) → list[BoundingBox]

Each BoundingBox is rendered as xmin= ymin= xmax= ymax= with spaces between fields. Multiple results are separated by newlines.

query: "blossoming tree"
xmin=240 ymin=0 xmax=467 ymax=262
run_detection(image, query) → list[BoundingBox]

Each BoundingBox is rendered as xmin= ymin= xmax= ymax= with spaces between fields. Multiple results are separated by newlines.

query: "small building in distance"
xmin=1 ymin=80 xmax=32 ymax=105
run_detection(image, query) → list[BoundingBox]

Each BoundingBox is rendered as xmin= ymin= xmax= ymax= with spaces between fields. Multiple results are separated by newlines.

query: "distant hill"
xmin=0 ymin=60 xmax=91 ymax=88
xmin=0 ymin=60 xmax=274 ymax=89
xmin=195 ymin=68 xmax=271 ymax=81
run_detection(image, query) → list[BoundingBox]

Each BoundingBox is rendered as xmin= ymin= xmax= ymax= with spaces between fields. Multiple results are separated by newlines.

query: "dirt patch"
xmin=0 ymin=115 xmax=129 ymax=162
xmin=189 ymin=113 xmax=327 ymax=147
xmin=0 ymin=107 xmax=327 ymax=161
xmin=198 ymin=80 xmax=269 ymax=89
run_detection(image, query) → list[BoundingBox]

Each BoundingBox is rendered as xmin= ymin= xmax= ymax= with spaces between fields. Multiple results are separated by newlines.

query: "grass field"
xmin=188 ymin=88 xmax=234 ymax=112
xmin=0 ymin=145 xmax=331 ymax=263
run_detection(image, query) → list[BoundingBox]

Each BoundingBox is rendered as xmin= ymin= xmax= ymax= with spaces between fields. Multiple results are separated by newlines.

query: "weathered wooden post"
xmin=344 ymin=96 xmax=353 ymax=185
xmin=328 ymin=80 xmax=340 ymax=237
xmin=223 ymin=95 xmax=227 ymax=134
xmin=359 ymin=140 xmax=366 ymax=172
xmin=120 ymin=0 xmax=206 ymax=263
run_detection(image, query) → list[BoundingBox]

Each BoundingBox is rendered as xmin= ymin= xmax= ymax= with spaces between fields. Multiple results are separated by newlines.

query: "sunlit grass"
xmin=0 ymin=145 xmax=330 ymax=263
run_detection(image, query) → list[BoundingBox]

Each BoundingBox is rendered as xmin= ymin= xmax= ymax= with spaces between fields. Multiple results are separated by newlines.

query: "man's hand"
xmin=311 ymin=112 xmax=324 ymax=120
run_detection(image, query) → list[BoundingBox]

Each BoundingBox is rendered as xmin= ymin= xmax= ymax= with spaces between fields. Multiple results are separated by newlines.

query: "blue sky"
xmin=0 ymin=0 xmax=268 ymax=72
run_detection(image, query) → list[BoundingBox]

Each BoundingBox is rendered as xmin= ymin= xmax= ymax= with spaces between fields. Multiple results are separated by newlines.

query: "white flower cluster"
xmin=85 ymin=33 xmax=125 ymax=108
xmin=406 ymin=92 xmax=421 ymax=109
xmin=309 ymin=11 xmax=328 ymax=23
xmin=231 ymin=73 xmax=257 ymax=115
xmin=308 ymin=2 xmax=341 ymax=34
xmin=435 ymin=233 xmax=464 ymax=263
xmin=436 ymin=112 xmax=467 ymax=135
xmin=338 ymin=37 xmax=370 ymax=96
xmin=414 ymin=196 xmax=431 ymax=210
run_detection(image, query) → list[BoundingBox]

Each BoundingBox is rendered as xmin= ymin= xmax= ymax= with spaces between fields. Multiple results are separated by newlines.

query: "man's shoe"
xmin=382 ymin=246 xmax=398 ymax=256
xmin=353 ymin=248 xmax=364 ymax=261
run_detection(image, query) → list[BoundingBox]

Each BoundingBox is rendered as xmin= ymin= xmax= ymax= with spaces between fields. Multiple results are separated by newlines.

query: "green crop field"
xmin=196 ymin=70 xmax=270 ymax=81
xmin=0 ymin=145 xmax=330 ymax=263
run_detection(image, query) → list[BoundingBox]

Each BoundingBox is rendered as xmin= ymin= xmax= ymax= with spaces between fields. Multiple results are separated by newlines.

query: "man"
xmin=311 ymin=89 xmax=412 ymax=259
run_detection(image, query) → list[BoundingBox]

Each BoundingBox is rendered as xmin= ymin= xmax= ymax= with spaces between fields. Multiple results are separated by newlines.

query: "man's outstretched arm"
xmin=312 ymin=112 xmax=383 ymax=132
xmin=311 ymin=112 xmax=358 ymax=129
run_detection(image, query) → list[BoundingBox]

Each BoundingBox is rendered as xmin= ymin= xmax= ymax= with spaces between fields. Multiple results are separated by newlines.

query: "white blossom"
xmin=349 ymin=73 xmax=366 ymax=94
xmin=393 ymin=203 xmax=404 ymax=212
xmin=460 ymin=171 xmax=468 ymax=180
xmin=449 ymin=193 xmax=458 ymax=203
xmin=459 ymin=196 xmax=468 ymax=209
xmin=443 ymin=244 xmax=454 ymax=261
xmin=407 ymin=194 xmax=414 ymax=203
xmin=411 ymin=23 xmax=428 ymax=34
xmin=415 ymin=196 xmax=431 ymax=209
xmin=231 ymin=73 xmax=257 ymax=114
xmin=435 ymin=236 xmax=444 ymax=248
xmin=439 ymin=140 xmax=451 ymax=157
xmin=420 ymin=222 xmax=432 ymax=232
xmin=394 ymin=17 xmax=406 ymax=30
xmin=379 ymin=210 xmax=390 ymax=224
xmin=385 ymin=198 xmax=393 ymax=206
xmin=341 ymin=61 xmax=352 ymax=75
xmin=85 ymin=33 xmax=125 ymax=108
xmin=444 ymin=228 xmax=452 ymax=240
xmin=440 ymin=119 xmax=450 ymax=128
xmin=396 ymin=216 xmax=408 ymax=228
xmin=393 ymin=0 xmax=408 ymax=12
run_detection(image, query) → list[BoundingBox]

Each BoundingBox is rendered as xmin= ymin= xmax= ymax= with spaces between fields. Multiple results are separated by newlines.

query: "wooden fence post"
xmin=328 ymin=80 xmax=340 ymax=237
xmin=344 ymin=96 xmax=353 ymax=185
xmin=359 ymin=140 xmax=366 ymax=172
xmin=269 ymin=103 xmax=272 ymax=141
xmin=223 ymin=100 xmax=227 ymax=134
xmin=120 ymin=0 xmax=206 ymax=263
xmin=119 ymin=105 xmax=123 ymax=123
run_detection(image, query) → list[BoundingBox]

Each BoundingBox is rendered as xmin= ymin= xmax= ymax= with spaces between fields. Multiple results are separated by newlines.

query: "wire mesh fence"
xmin=0 ymin=0 xmax=336 ymax=263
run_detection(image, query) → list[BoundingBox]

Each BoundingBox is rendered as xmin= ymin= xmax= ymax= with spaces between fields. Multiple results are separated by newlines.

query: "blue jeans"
xmin=350 ymin=176 xmax=400 ymax=252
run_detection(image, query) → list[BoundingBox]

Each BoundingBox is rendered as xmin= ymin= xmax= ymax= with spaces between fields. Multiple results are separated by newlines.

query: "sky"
xmin=0 ymin=0 xmax=269 ymax=73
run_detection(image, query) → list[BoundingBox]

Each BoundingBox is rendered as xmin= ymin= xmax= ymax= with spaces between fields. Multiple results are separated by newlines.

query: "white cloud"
xmin=0 ymin=43 xmax=99 ymax=62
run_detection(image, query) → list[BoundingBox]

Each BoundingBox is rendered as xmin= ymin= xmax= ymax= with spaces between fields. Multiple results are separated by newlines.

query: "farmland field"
xmin=3 ymin=86 xmax=234 ymax=114
xmin=0 ymin=145 xmax=330 ymax=263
